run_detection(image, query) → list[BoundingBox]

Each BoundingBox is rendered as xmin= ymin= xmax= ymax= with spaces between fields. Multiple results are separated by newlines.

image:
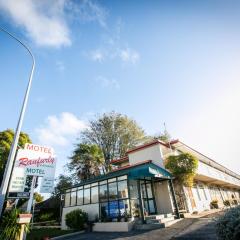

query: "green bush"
xmin=0 ymin=208 xmax=29 ymax=240
xmin=65 ymin=209 xmax=88 ymax=230
xmin=165 ymin=153 xmax=198 ymax=187
xmin=38 ymin=212 xmax=54 ymax=222
xmin=216 ymin=205 xmax=240 ymax=240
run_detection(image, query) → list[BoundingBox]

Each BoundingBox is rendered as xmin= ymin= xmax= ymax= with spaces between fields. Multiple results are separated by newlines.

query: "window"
xmin=71 ymin=190 xmax=77 ymax=206
xmin=199 ymin=185 xmax=208 ymax=200
xmin=119 ymin=199 xmax=130 ymax=216
xmin=84 ymin=187 xmax=90 ymax=204
xmin=194 ymin=184 xmax=201 ymax=201
xmin=65 ymin=192 xmax=70 ymax=207
xmin=108 ymin=181 xmax=118 ymax=200
xmin=118 ymin=175 xmax=127 ymax=181
xmin=100 ymin=202 xmax=108 ymax=220
xmin=118 ymin=180 xmax=128 ymax=199
xmin=91 ymin=186 xmax=98 ymax=203
xmin=109 ymin=200 xmax=119 ymax=218
xmin=146 ymin=183 xmax=153 ymax=198
xmin=77 ymin=189 xmax=83 ymax=205
xmin=108 ymin=178 xmax=116 ymax=183
xmin=129 ymin=180 xmax=138 ymax=199
xmin=99 ymin=184 xmax=108 ymax=202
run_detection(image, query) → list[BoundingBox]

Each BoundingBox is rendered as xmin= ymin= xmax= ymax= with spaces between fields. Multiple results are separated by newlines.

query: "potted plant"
xmin=210 ymin=200 xmax=219 ymax=209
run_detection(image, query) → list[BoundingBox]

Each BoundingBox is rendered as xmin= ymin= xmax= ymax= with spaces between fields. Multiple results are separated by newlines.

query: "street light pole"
xmin=0 ymin=27 xmax=35 ymax=216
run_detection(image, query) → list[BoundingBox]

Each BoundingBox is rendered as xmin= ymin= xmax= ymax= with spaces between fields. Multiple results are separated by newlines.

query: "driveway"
xmin=57 ymin=210 xmax=224 ymax=240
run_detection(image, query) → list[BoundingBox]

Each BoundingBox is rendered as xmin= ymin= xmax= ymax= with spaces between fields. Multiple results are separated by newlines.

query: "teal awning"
xmin=63 ymin=161 xmax=172 ymax=192
xmin=128 ymin=163 xmax=172 ymax=179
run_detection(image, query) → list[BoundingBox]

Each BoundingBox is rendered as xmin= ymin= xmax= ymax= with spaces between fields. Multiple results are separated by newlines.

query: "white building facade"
xmin=61 ymin=139 xmax=240 ymax=230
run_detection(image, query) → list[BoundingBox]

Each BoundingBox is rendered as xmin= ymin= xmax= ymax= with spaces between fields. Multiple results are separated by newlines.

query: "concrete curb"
xmin=51 ymin=230 xmax=85 ymax=239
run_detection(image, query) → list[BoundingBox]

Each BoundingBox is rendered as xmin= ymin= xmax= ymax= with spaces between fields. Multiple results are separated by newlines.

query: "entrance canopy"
xmin=128 ymin=162 xmax=172 ymax=180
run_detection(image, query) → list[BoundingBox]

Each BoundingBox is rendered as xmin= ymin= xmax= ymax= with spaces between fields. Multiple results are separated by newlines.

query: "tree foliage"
xmin=165 ymin=153 xmax=198 ymax=187
xmin=81 ymin=112 xmax=146 ymax=172
xmin=68 ymin=143 xmax=104 ymax=180
xmin=0 ymin=208 xmax=29 ymax=240
xmin=54 ymin=174 xmax=73 ymax=196
xmin=0 ymin=129 xmax=32 ymax=185
xmin=154 ymin=129 xmax=171 ymax=143
xmin=34 ymin=192 xmax=44 ymax=203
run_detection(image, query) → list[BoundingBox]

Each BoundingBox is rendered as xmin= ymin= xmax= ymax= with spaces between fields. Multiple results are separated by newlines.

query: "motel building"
xmin=61 ymin=139 xmax=240 ymax=232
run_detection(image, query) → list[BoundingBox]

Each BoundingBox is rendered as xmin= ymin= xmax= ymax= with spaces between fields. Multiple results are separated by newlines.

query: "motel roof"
xmin=62 ymin=160 xmax=172 ymax=192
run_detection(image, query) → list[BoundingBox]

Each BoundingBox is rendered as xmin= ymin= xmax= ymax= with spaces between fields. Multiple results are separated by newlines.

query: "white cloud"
xmin=68 ymin=0 xmax=107 ymax=28
xmin=0 ymin=0 xmax=71 ymax=47
xmin=36 ymin=112 xmax=88 ymax=147
xmin=87 ymin=19 xmax=140 ymax=64
xmin=0 ymin=0 xmax=107 ymax=47
xmin=89 ymin=49 xmax=105 ymax=62
xmin=120 ymin=48 xmax=140 ymax=64
xmin=95 ymin=75 xmax=120 ymax=89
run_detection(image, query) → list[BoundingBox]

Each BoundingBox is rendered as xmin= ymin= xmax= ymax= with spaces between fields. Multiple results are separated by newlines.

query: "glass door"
xmin=141 ymin=180 xmax=156 ymax=215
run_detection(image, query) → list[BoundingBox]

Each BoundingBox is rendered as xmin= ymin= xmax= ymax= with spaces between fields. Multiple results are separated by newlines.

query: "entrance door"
xmin=141 ymin=180 xmax=156 ymax=215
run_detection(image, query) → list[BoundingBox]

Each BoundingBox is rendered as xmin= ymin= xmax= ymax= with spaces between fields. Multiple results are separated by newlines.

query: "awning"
xmin=128 ymin=163 xmax=172 ymax=179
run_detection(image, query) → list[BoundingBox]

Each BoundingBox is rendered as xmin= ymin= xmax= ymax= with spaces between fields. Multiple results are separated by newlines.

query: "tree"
xmin=154 ymin=129 xmax=171 ymax=143
xmin=34 ymin=192 xmax=44 ymax=203
xmin=0 ymin=129 xmax=32 ymax=185
xmin=165 ymin=153 xmax=198 ymax=187
xmin=54 ymin=174 xmax=73 ymax=196
xmin=68 ymin=144 xmax=104 ymax=180
xmin=82 ymin=112 xmax=146 ymax=172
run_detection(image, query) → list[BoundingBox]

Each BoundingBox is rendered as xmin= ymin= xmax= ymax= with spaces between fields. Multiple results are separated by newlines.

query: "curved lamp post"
xmin=0 ymin=27 xmax=35 ymax=216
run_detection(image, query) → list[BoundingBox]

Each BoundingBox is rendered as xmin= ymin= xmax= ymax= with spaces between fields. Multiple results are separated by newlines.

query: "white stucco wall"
xmin=197 ymin=161 xmax=240 ymax=187
xmin=93 ymin=221 xmax=134 ymax=232
xmin=61 ymin=203 xmax=99 ymax=230
xmin=128 ymin=144 xmax=164 ymax=168
xmin=154 ymin=181 xmax=174 ymax=214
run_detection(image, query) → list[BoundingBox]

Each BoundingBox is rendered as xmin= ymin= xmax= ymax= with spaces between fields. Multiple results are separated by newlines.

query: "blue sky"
xmin=0 ymin=0 xmax=240 ymax=179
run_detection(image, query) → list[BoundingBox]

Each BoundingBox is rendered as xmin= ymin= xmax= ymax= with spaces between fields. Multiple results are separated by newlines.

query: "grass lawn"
xmin=26 ymin=228 xmax=76 ymax=240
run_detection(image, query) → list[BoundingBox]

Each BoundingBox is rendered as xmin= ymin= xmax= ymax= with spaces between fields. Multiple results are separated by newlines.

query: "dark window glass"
xmin=84 ymin=187 xmax=90 ymax=204
xmin=99 ymin=184 xmax=108 ymax=202
xmin=100 ymin=202 xmax=108 ymax=220
xmin=118 ymin=180 xmax=128 ymax=199
xmin=108 ymin=182 xmax=118 ymax=200
xmin=146 ymin=183 xmax=153 ymax=198
xmin=148 ymin=200 xmax=155 ymax=214
xmin=91 ymin=186 xmax=98 ymax=203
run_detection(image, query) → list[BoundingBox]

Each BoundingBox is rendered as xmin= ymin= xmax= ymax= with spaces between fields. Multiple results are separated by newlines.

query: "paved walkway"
xmin=58 ymin=210 xmax=224 ymax=240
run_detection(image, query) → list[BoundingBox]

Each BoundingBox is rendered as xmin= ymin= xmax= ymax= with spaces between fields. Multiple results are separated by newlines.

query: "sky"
xmin=0 ymin=0 xmax=240 ymax=181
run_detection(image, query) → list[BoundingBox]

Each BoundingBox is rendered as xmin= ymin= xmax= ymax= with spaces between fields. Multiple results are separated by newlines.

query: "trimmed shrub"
xmin=216 ymin=205 xmax=240 ymax=240
xmin=65 ymin=209 xmax=88 ymax=230
xmin=38 ymin=212 xmax=54 ymax=222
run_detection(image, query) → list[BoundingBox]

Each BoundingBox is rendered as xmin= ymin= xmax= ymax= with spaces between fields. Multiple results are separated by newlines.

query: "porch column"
xmin=169 ymin=179 xmax=180 ymax=219
xmin=137 ymin=179 xmax=145 ymax=224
